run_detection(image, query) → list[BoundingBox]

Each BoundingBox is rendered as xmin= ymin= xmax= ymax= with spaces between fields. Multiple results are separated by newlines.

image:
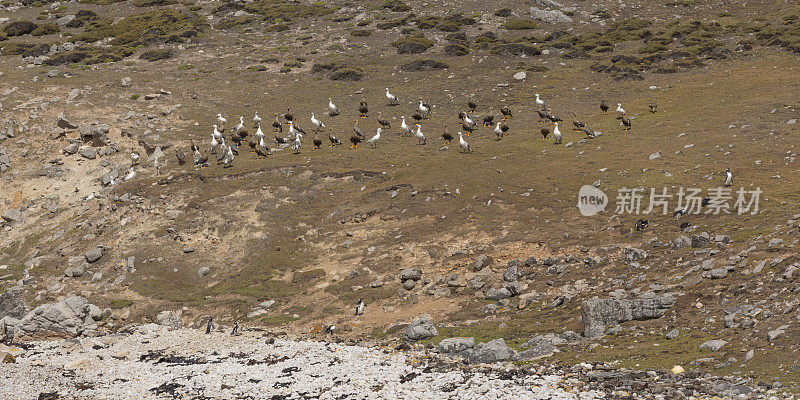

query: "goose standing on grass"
xmin=616 ymin=103 xmax=626 ymax=116
xmin=400 ymin=117 xmax=412 ymax=136
xmin=353 ymin=119 xmax=364 ymax=139
xmin=536 ymin=109 xmax=548 ymax=124
xmin=494 ymin=121 xmax=508 ymax=140
xmin=461 ymin=120 xmax=475 ymax=136
xmin=253 ymin=112 xmax=261 ymax=127
xmin=248 ymin=135 xmax=258 ymax=154
xmin=272 ymin=114 xmax=282 ymax=134
xmin=441 ymin=125 xmax=453 ymax=144
xmin=724 ymin=168 xmax=732 ymax=187
xmin=291 ymin=135 xmax=302 ymax=154
xmin=328 ymin=98 xmax=340 ymax=117
xmin=367 ymin=128 xmax=381 ymax=147
xmin=458 ymin=132 xmax=471 ymax=153
xmin=284 ymin=107 xmax=294 ymax=122
xmin=553 ymin=122 xmax=562 ymax=144
xmin=414 ymin=123 xmax=426 ymax=145
xmin=546 ymin=109 xmax=563 ymax=124
xmin=358 ymin=96 xmax=369 ymax=118
xmin=540 ymin=127 xmax=550 ymax=139
xmin=222 ymin=145 xmax=234 ymax=168
xmin=600 ymin=99 xmax=609 ymax=114
xmin=210 ymin=134 xmax=219 ymax=154
xmin=311 ymin=113 xmax=325 ymax=132
xmin=254 ymin=144 xmax=269 ymax=159
xmin=377 ymin=112 xmax=391 ymax=129
xmin=255 ymin=124 xmax=264 ymax=140
xmin=313 ymin=134 xmax=323 ymax=150
xmin=217 ymin=114 xmax=226 ymax=127
xmin=418 ymin=97 xmax=430 ymax=118
xmin=131 ymin=151 xmax=140 ymax=166
xmin=483 ymin=113 xmax=494 ymax=127
xmin=194 ymin=148 xmax=208 ymax=168
xmin=233 ymin=116 xmax=244 ymax=133
xmin=649 ymin=102 xmax=658 ymax=114
xmin=620 ymin=113 xmax=631 ymax=131
xmin=175 ymin=148 xmax=185 ymax=165
xmin=467 ymin=97 xmax=477 ymax=113
xmin=386 ymin=88 xmax=398 ymax=105
xmin=535 ymin=93 xmax=546 ymax=109
xmin=462 ymin=112 xmax=476 ymax=128
xmin=328 ymin=131 xmax=341 ymax=147
xmin=213 ymin=124 xmax=223 ymax=141
xmin=572 ymin=113 xmax=585 ymax=131
xmin=289 ymin=120 xmax=305 ymax=139
xmin=501 ymin=105 xmax=513 ymax=121
xmin=123 ymin=167 xmax=136 ymax=181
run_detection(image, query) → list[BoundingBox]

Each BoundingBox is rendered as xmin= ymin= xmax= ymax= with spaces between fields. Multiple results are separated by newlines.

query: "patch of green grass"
xmin=244 ymin=0 xmax=333 ymax=23
xmin=74 ymin=9 xmax=207 ymax=47
xmin=109 ymin=299 xmax=133 ymax=308
xmin=31 ymin=23 xmax=59 ymax=36
xmin=130 ymin=94 xmax=140 ymax=100
xmin=133 ymin=0 xmax=178 ymax=6
xmin=503 ymin=19 xmax=538 ymax=30
xmin=382 ymin=0 xmax=411 ymax=12
xmin=177 ymin=64 xmax=195 ymax=70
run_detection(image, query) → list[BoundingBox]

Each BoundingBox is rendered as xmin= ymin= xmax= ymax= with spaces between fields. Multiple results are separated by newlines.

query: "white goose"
xmin=328 ymin=98 xmax=339 ymax=116
xmin=234 ymin=116 xmax=244 ymax=132
xmin=458 ymin=132 xmax=471 ymax=153
xmin=463 ymin=113 xmax=476 ymax=128
xmin=213 ymin=124 xmax=223 ymax=141
xmin=724 ymin=168 xmax=732 ymax=187
xmin=210 ymin=134 xmax=219 ymax=153
xmin=123 ymin=167 xmax=136 ymax=181
xmin=255 ymin=124 xmax=264 ymax=138
xmin=400 ymin=117 xmax=412 ymax=136
xmin=311 ymin=113 xmax=325 ymax=131
xmin=253 ymin=112 xmax=261 ymax=127
xmin=494 ymin=121 xmax=504 ymax=139
xmin=288 ymin=121 xmax=304 ymax=139
xmin=217 ymin=113 xmax=226 ymax=126
xmin=386 ymin=88 xmax=398 ymax=105
xmin=367 ymin=128 xmax=381 ymax=147
xmin=553 ymin=122 xmax=562 ymax=144
xmin=418 ymin=99 xmax=430 ymax=116
xmin=616 ymin=103 xmax=626 ymax=115
xmin=223 ymin=145 xmax=234 ymax=167
xmin=414 ymin=124 xmax=426 ymax=145
xmin=291 ymin=135 xmax=302 ymax=153
xmin=535 ymin=93 xmax=546 ymax=109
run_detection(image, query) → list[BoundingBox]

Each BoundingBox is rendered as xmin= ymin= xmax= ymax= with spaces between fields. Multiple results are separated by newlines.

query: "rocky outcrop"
xmin=437 ymin=337 xmax=474 ymax=355
xmin=1 ymin=296 xmax=101 ymax=339
xmin=464 ymin=338 xmax=514 ymax=363
xmin=581 ymin=294 xmax=677 ymax=337
xmin=0 ymin=286 xmax=28 ymax=320
xmin=402 ymin=314 xmax=438 ymax=342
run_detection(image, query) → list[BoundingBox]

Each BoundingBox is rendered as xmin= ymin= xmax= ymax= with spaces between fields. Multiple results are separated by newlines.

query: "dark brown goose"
xmin=621 ymin=113 xmax=631 ymax=131
xmin=483 ymin=112 xmax=494 ymax=127
xmin=649 ymin=102 xmax=657 ymax=113
xmin=600 ymin=99 xmax=609 ymax=114
xmin=328 ymin=132 xmax=342 ymax=147
xmin=284 ymin=107 xmax=294 ymax=122
xmin=313 ymin=135 xmax=323 ymax=150
xmin=441 ymin=125 xmax=453 ymax=144
xmin=467 ymin=98 xmax=477 ymax=113
xmin=501 ymin=105 xmax=513 ymax=120
xmin=272 ymin=114 xmax=282 ymax=133
xmin=358 ymin=96 xmax=368 ymax=118
xmin=175 ymin=148 xmax=185 ymax=165
xmin=540 ymin=127 xmax=550 ymax=139
xmin=536 ymin=109 xmax=548 ymax=124
xmin=377 ymin=112 xmax=391 ymax=129
xmin=254 ymin=144 xmax=269 ymax=159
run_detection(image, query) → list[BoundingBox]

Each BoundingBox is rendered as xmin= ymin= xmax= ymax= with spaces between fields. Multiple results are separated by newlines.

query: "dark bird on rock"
xmin=441 ymin=125 xmax=453 ymax=144
xmin=175 ymin=148 xmax=185 ymax=165
xmin=501 ymin=105 xmax=513 ymax=121
xmin=206 ymin=317 xmax=214 ymax=334
xmin=377 ymin=112 xmax=391 ymax=129
xmin=649 ymin=102 xmax=658 ymax=114
xmin=600 ymin=99 xmax=609 ymax=114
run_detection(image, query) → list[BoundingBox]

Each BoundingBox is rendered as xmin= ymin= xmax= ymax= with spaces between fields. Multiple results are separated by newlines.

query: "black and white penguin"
xmin=355 ymin=298 xmax=364 ymax=316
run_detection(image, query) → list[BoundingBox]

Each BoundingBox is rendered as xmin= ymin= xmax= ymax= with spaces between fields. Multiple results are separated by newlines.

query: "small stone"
xmin=666 ymin=328 xmax=679 ymax=339
xmin=699 ymin=339 xmax=727 ymax=352
xmin=513 ymin=71 xmax=526 ymax=80
xmin=198 ymin=267 xmax=211 ymax=278
xmin=84 ymin=248 xmax=103 ymax=263
xmin=1 ymin=209 xmax=21 ymax=222
xmin=120 ymin=77 xmax=132 ymax=87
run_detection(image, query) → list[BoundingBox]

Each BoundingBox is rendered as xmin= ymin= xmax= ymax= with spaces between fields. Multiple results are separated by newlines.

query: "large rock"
xmin=0 ymin=286 xmax=28 ymax=320
xmin=672 ymin=235 xmax=691 ymax=250
xmin=3 ymin=296 xmax=99 ymax=338
xmin=56 ymin=114 xmax=78 ymax=130
xmin=699 ymin=339 xmax=727 ymax=352
xmin=581 ymin=294 xmax=677 ymax=337
xmin=1 ymin=209 xmax=21 ymax=222
xmin=402 ymin=314 xmax=438 ymax=342
xmin=465 ymin=338 xmax=514 ymax=363
xmin=85 ymin=248 xmax=103 ymax=263
xmin=399 ymin=268 xmax=422 ymax=281
xmin=529 ymin=7 xmax=572 ymax=23
xmin=437 ymin=337 xmax=474 ymax=355
xmin=474 ymin=254 xmax=493 ymax=271
xmin=622 ymin=247 xmax=650 ymax=263
xmin=156 ymin=310 xmax=182 ymax=330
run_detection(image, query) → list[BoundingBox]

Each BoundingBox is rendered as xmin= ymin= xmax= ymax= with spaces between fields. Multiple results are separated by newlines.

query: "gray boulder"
xmin=57 ymin=115 xmax=78 ymax=130
xmin=399 ymin=267 xmax=422 ymax=281
xmin=691 ymin=232 xmax=711 ymax=248
xmin=156 ymin=310 xmax=183 ymax=330
xmin=80 ymin=147 xmax=97 ymax=160
xmin=402 ymin=314 xmax=438 ymax=342
xmin=56 ymin=15 xmax=75 ymax=26
xmin=63 ymin=142 xmax=80 ymax=155
xmin=581 ymin=294 xmax=677 ymax=337
xmin=672 ymin=235 xmax=691 ymax=250
xmin=437 ymin=337 xmax=474 ymax=355
xmin=622 ymin=247 xmax=650 ymax=263
xmin=503 ymin=261 xmax=522 ymax=282
xmin=0 ymin=286 xmax=28 ymax=320
xmin=529 ymin=7 xmax=572 ymax=23
xmin=85 ymin=248 xmax=103 ymax=263
xmin=474 ymin=254 xmax=493 ymax=271
xmin=699 ymin=339 xmax=727 ymax=352
xmin=8 ymin=296 xmax=99 ymax=337
xmin=1 ymin=209 xmax=21 ymax=222
xmin=465 ymin=338 xmax=514 ymax=363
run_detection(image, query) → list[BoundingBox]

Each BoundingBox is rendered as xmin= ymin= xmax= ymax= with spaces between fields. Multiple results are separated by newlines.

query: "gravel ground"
xmin=0 ymin=325 xmax=604 ymax=400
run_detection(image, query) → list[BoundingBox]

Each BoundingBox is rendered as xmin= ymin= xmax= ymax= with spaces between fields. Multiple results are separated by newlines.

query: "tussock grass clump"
xmin=400 ymin=58 xmax=449 ymax=71
xmin=392 ymin=34 xmax=434 ymax=54
xmin=44 ymin=46 xmax=134 ymax=65
xmin=376 ymin=17 xmax=408 ymax=30
xmin=495 ymin=8 xmax=512 ymax=17
xmin=492 ymin=42 xmax=541 ymax=56
xmin=3 ymin=21 xmax=37 ymax=37
xmin=1 ymin=42 xmax=36 ymax=55
xmin=75 ymin=9 xmax=207 ymax=46
xmin=22 ymin=43 xmax=51 ymax=58
xmin=139 ymin=48 xmax=174 ymax=61
xmin=31 ymin=23 xmax=59 ymax=36
xmin=329 ymin=68 xmax=364 ymax=81
xmin=133 ymin=0 xmax=178 ymax=6
xmin=503 ymin=19 xmax=538 ymax=30
xmin=382 ymin=0 xmax=411 ymax=12
xmin=414 ymin=13 xmax=475 ymax=32
xmin=243 ymin=0 xmax=333 ymax=23
xmin=443 ymin=43 xmax=469 ymax=55
xmin=77 ymin=0 xmax=126 ymax=4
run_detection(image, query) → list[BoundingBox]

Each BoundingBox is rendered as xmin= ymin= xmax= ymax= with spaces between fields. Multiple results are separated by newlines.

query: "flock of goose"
xmin=127 ymin=90 xmax=654 ymax=174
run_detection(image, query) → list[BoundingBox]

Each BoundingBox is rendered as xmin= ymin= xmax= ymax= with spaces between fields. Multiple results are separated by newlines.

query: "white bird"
xmin=494 ymin=121 xmax=504 ymax=139
xmin=259 ymin=135 xmax=268 ymax=150
xmin=255 ymin=124 xmax=264 ymax=138
xmin=288 ymin=121 xmax=304 ymax=139
xmin=325 ymin=324 xmax=335 ymax=334
xmin=328 ymin=98 xmax=339 ymax=116
xmin=724 ymin=168 xmax=732 ymax=186
xmin=213 ymin=124 xmax=223 ymax=140
xmin=458 ymin=132 xmax=471 ymax=152
xmin=616 ymin=103 xmax=625 ymax=115
xmin=217 ymin=113 xmax=226 ymax=126
xmin=463 ymin=113 xmax=476 ymax=128
xmin=223 ymin=145 xmax=234 ymax=167
xmin=386 ymin=88 xmax=398 ymax=105
xmin=367 ymin=128 xmax=381 ymax=147
xmin=291 ymin=135 xmax=302 ymax=153
xmin=193 ymin=148 xmax=201 ymax=164
xmin=130 ymin=152 xmax=140 ymax=166
xmin=414 ymin=124 xmax=426 ymax=145
xmin=253 ymin=112 xmax=261 ymax=127
xmin=553 ymin=122 xmax=562 ymax=144
xmin=418 ymin=99 xmax=430 ymax=116
xmin=234 ymin=116 xmax=244 ymax=132
xmin=400 ymin=117 xmax=412 ymax=136
xmin=311 ymin=113 xmax=325 ymax=131
xmin=210 ymin=134 xmax=219 ymax=153
xmin=535 ymin=93 xmax=546 ymax=108
xmin=355 ymin=298 xmax=364 ymax=316
xmin=123 ymin=167 xmax=136 ymax=181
